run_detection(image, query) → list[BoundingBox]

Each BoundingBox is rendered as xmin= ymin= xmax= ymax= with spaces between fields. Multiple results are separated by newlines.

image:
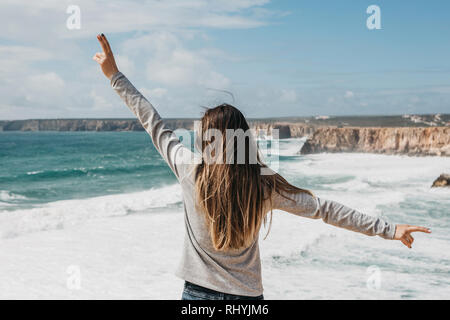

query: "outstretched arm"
xmin=272 ymin=190 xmax=431 ymax=248
xmin=93 ymin=34 xmax=193 ymax=180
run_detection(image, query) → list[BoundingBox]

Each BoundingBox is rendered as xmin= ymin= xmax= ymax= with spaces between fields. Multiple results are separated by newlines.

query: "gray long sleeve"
xmin=272 ymin=190 xmax=396 ymax=240
xmin=110 ymin=72 xmax=194 ymax=180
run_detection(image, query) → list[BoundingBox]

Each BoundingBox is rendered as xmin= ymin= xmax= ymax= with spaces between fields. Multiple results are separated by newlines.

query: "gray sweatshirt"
xmin=111 ymin=72 xmax=396 ymax=297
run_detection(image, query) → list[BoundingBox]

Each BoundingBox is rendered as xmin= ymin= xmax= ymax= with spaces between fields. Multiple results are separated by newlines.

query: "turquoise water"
xmin=0 ymin=132 xmax=316 ymax=211
xmin=0 ymin=132 xmax=175 ymax=210
xmin=0 ymin=131 xmax=449 ymax=299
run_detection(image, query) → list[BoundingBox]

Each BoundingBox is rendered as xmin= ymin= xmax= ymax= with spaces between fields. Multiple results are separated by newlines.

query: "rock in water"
xmin=432 ymin=174 xmax=450 ymax=187
xmin=273 ymin=124 xmax=292 ymax=139
xmin=300 ymin=139 xmax=313 ymax=154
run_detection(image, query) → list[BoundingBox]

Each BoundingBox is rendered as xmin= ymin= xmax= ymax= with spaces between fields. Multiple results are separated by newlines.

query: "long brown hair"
xmin=195 ymin=104 xmax=313 ymax=251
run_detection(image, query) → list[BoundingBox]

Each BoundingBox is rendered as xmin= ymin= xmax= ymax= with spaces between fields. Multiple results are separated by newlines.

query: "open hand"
xmin=394 ymin=224 xmax=431 ymax=248
xmin=93 ymin=33 xmax=119 ymax=80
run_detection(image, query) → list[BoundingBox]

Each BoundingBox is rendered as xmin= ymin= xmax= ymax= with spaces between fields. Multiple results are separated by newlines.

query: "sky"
xmin=0 ymin=0 xmax=449 ymax=120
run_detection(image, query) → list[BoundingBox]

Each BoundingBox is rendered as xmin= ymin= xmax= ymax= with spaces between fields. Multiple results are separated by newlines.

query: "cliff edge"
xmin=1 ymin=117 xmax=449 ymax=157
xmin=300 ymin=127 xmax=450 ymax=156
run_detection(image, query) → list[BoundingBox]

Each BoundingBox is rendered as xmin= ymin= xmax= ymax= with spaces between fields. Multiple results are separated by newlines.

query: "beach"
xmin=0 ymin=132 xmax=449 ymax=299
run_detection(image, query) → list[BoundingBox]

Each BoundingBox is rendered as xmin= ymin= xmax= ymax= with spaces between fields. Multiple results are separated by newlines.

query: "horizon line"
xmin=1 ymin=113 xmax=449 ymax=122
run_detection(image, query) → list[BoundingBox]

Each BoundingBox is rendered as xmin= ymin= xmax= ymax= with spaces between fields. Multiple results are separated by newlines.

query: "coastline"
xmin=1 ymin=115 xmax=449 ymax=157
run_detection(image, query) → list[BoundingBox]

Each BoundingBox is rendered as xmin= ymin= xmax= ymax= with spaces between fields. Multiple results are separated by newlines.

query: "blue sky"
xmin=0 ymin=0 xmax=449 ymax=119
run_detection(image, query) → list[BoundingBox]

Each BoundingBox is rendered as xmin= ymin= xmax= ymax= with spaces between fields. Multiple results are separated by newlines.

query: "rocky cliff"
xmin=0 ymin=119 xmax=196 ymax=132
xmin=300 ymin=127 xmax=450 ymax=156
xmin=1 ymin=118 xmax=448 ymax=156
xmin=0 ymin=119 xmax=313 ymax=137
xmin=251 ymin=122 xmax=316 ymax=139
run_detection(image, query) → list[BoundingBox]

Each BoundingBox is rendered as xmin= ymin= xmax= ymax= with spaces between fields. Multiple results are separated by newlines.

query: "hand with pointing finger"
xmin=93 ymin=33 xmax=119 ymax=80
xmin=393 ymin=224 xmax=431 ymax=248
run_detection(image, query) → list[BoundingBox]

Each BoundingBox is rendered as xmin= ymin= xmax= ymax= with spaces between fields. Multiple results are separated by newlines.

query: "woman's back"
xmin=177 ymin=160 xmax=328 ymax=295
xmin=177 ymin=160 xmax=264 ymax=296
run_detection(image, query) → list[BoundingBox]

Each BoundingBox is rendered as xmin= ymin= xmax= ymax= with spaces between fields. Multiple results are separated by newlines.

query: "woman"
xmin=93 ymin=34 xmax=431 ymax=300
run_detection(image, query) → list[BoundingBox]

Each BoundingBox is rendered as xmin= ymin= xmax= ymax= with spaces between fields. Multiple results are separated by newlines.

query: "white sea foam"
xmin=258 ymin=137 xmax=307 ymax=157
xmin=0 ymin=148 xmax=449 ymax=299
xmin=283 ymin=152 xmax=449 ymax=202
xmin=26 ymin=170 xmax=44 ymax=175
xmin=0 ymin=190 xmax=28 ymax=202
xmin=0 ymin=184 xmax=182 ymax=239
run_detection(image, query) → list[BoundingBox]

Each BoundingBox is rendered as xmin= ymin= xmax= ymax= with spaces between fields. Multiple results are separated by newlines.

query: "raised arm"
xmin=272 ymin=190 xmax=431 ymax=248
xmin=93 ymin=34 xmax=193 ymax=180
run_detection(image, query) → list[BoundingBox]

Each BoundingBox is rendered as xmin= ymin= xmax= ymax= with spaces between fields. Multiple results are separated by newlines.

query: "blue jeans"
xmin=182 ymin=281 xmax=264 ymax=300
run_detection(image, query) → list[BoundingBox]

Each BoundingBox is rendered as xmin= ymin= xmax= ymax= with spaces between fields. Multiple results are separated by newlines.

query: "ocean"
xmin=0 ymin=131 xmax=449 ymax=299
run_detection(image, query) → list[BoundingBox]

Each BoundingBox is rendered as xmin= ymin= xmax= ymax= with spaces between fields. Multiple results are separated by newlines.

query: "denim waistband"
xmin=184 ymin=281 xmax=264 ymax=300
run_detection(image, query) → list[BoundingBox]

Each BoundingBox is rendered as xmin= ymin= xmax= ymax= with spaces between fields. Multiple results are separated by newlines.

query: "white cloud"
xmin=90 ymin=89 xmax=113 ymax=110
xmin=409 ymin=96 xmax=420 ymax=103
xmin=22 ymin=72 xmax=65 ymax=105
xmin=122 ymin=31 xmax=230 ymax=88
xmin=0 ymin=46 xmax=53 ymax=75
xmin=146 ymin=49 xmax=230 ymax=87
xmin=1 ymin=0 xmax=272 ymax=119
xmin=344 ymin=90 xmax=354 ymax=98
xmin=26 ymin=73 xmax=65 ymax=93
xmin=0 ymin=46 xmax=66 ymax=110
xmin=115 ymin=55 xmax=135 ymax=77
xmin=2 ymin=1 xmax=447 ymax=119
xmin=279 ymin=89 xmax=297 ymax=103
xmin=140 ymin=88 xmax=168 ymax=99
xmin=0 ymin=45 xmax=68 ymax=118
xmin=0 ymin=0 xmax=272 ymax=41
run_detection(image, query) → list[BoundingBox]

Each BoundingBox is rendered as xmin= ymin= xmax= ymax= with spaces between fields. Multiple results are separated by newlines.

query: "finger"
xmin=101 ymin=34 xmax=113 ymax=53
xmin=94 ymin=52 xmax=105 ymax=59
xmin=405 ymin=234 xmax=414 ymax=245
xmin=400 ymin=238 xmax=411 ymax=248
xmin=97 ymin=34 xmax=109 ymax=53
xmin=92 ymin=54 xmax=101 ymax=63
xmin=100 ymin=33 xmax=112 ymax=55
xmin=92 ymin=52 xmax=104 ymax=62
xmin=407 ymin=226 xmax=431 ymax=233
